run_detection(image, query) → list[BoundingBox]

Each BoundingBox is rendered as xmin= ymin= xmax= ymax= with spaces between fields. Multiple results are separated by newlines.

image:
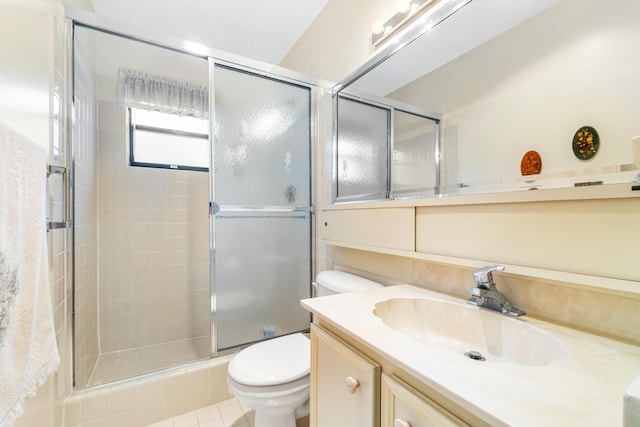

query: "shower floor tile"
xmin=87 ymin=336 xmax=210 ymax=387
xmin=147 ymin=398 xmax=310 ymax=427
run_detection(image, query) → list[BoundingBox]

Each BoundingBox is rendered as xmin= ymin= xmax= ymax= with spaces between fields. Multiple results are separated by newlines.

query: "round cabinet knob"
xmin=394 ymin=419 xmax=411 ymax=427
xmin=344 ymin=376 xmax=360 ymax=394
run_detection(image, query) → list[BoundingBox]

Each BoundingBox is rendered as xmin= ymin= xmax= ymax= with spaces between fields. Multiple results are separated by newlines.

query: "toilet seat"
xmin=316 ymin=270 xmax=384 ymax=294
xmin=228 ymin=333 xmax=310 ymax=386
xmin=228 ymin=373 xmax=310 ymax=398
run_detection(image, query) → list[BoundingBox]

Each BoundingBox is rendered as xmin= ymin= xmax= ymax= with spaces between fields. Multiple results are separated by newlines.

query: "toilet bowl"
xmin=228 ymin=333 xmax=310 ymax=427
xmin=227 ymin=271 xmax=384 ymax=427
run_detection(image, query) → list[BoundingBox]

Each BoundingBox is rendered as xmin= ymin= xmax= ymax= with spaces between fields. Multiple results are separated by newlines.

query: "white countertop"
xmin=301 ymin=285 xmax=640 ymax=426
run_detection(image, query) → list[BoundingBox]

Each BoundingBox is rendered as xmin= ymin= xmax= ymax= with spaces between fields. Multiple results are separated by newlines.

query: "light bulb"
xmin=371 ymin=20 xmax=385 ymax=35
xmin=397 ymin=0 xmax=412 ymax=14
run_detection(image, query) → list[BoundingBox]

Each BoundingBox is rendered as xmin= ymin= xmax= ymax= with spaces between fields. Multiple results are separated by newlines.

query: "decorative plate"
xmin=520 ymin=150 xmax=542 ymax=176
xmin=572 ymin=126 xmax=599 ymax=160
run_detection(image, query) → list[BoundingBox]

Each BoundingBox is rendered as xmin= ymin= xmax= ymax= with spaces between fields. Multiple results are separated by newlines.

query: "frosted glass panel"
xmin=336 ymin=96 xmax=390 ymax=201
xmin=392 ymin=110 xmax=439 ymax=198
xmin=215 ymin=212 xmax=311 ymax=350
xmin=212 ymin=64 xmax=312 ymax=352
xmin=214 ymin=65 xmax=310 ymax=206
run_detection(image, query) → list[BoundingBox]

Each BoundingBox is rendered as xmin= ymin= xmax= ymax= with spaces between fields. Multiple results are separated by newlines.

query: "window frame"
xmin=127 ymin=107 xmax=210 ymax=172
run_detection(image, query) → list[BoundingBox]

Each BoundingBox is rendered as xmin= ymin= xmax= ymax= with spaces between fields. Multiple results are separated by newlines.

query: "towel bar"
xmin=46 ymin=164 xmax=71 ymax=231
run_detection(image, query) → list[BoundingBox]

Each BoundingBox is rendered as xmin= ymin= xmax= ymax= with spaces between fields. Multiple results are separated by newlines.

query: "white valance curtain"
xmin=117 ymin=68 xmax=209 ymax=119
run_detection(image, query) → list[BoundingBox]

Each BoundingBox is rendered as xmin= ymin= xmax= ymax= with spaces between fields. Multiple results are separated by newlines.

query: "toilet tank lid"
xmin=228 ymin=333 xmax=310 ymax=386
xmin=316 ymin=270 xmax=384 ymax=293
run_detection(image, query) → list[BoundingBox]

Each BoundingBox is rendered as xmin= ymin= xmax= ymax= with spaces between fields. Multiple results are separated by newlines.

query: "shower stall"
xmin=70 ymin=20 xmax=314 ymax=390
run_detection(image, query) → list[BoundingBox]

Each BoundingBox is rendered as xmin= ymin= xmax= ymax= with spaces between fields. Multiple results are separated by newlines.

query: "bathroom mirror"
xmin=337 ymin=0 xmax=640 ymax=196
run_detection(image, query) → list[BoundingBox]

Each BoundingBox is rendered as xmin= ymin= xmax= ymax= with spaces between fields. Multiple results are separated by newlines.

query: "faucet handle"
xmin=473 ymin=265 xmax=505 ymax=289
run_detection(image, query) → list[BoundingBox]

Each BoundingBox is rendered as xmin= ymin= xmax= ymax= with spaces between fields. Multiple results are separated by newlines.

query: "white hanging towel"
xmin=0 ymin=123 xmax=60 ymax=427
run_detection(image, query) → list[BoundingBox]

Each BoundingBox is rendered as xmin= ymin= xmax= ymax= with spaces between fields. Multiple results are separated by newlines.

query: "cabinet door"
xmin=322 ymin=208 xmax=415 ymax=251
xmin=311 ymin=325 xmax=381 ymax=427
xmin=381 ymin=374 xmax=468 ymax=427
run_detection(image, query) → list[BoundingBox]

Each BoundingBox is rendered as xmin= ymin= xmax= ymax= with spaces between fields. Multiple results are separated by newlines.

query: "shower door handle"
xmin=46 ymin=164 xmax=71 ymax=231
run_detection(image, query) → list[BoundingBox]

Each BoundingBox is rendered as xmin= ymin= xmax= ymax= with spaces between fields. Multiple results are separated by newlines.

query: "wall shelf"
xmin=322 ymin=239 xmax=640 ymax=300
xmin=325 ymin=182 xmax=640 ymax=210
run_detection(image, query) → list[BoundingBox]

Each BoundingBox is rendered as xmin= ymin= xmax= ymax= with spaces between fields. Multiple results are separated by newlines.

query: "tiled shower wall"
xmin=73 ymin=27 xmax=100 ymax=389
xmin=96 ymin=101 xmax=210 ymax=353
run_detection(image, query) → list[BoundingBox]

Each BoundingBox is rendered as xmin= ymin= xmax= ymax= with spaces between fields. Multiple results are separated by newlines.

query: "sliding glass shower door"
xmin=210 ymin=63 xmax=312 ymax=351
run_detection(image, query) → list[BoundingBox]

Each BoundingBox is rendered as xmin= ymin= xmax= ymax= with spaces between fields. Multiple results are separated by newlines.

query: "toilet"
xmin=227 ymin=270 xmax=384 ymax=427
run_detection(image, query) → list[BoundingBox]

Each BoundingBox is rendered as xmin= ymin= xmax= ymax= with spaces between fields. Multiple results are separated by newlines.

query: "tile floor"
xmin=86 ymin=337 xmax=210 ymax=387
xmin=147 ymin=398 xmax=310 ymax=427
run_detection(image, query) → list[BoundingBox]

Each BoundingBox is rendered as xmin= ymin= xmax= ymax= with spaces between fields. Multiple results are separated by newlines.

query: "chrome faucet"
xmin=467 ymin=265 xmax=525 ymax=317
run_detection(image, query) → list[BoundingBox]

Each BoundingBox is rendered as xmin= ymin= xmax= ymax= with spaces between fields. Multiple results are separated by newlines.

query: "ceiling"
xmin=91 ymin=0 xmax=330 ymax=65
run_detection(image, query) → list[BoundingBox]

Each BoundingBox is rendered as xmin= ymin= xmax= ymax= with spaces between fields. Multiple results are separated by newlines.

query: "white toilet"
xmin=227 ymin=270 xmax=384 ymax=427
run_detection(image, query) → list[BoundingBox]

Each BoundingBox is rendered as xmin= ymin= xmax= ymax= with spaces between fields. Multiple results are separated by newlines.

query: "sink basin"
xmin=373 ymin=298 xmax=568 ymax=366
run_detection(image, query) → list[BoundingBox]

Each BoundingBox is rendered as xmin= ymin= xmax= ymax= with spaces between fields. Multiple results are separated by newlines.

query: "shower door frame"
xmin=207 ymin=58 xmax=317 ymax=356
xmin=65 ymin=6 xmax=318 ymax=386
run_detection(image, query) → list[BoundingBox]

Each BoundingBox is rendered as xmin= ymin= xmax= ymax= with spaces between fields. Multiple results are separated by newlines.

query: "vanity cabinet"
xmin=311 ymin=324 xmax=469 ymax=427
xmin=310 ymin=324 xmax=381 ymax=427
xmin=321 ymin=207 xmax=415 ymax=251
xmin=381 ymin=374 xmax=467 ymax=427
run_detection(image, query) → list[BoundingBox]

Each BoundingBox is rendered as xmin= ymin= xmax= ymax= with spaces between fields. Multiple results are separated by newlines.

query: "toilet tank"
xmin=315 ymin=270 xmax=384 ymax=297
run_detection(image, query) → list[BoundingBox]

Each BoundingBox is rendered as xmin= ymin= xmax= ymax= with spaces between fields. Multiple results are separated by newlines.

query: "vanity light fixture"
xmin=371 ymin=0 xmax=469 ymax=47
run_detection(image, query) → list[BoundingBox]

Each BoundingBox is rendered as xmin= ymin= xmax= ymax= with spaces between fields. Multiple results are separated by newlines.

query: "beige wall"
xmin=280 ymin=0 xmax=396 ymax=82
xmin=0 ymin=0 xmax=58 ymax=150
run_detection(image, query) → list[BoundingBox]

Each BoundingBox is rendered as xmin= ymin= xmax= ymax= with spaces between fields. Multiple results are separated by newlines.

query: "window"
xmin=128 ymin=108 xmax=209 ymax=171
